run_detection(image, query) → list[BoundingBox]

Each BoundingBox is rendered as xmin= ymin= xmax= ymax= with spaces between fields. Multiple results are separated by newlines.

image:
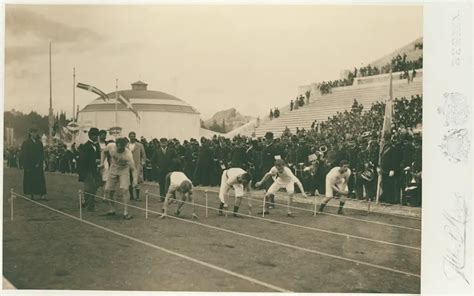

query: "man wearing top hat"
xmin=259 ymin=132 xmax=278 ymax=207
xmin=151 ymin=138 xmax=177 ymax=201
xmin=77 ymin=128 xmax=101 ymax=211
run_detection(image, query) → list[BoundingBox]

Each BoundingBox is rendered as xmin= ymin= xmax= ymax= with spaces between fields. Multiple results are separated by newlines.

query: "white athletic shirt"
xmin=269 ymin=166 xmax=299 ymax=185
xmin=224 ymin=168 xmax=247 ymax=186
xmin=104 ymin=143 xmax=135 ymax=175
xmin=168 ymin=172 xmax=191 ymax=193
xmin=325 ymin=167 xmax=351 ymax=197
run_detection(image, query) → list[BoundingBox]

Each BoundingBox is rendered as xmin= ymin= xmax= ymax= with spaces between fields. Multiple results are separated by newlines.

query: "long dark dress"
xmin=20 ymin=137 xmax=47 ymax=196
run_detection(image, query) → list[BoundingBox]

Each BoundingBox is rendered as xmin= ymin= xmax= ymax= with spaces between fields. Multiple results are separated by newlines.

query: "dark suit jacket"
xmin=260 ymin=143 xmax=276 ymax=172
xmin=380 ymin=143 xmax=402 ymax=174
xmin=151 ymin=148 xmax=177 ymax=174
xmin=78 ymin=141 xmax=101 ymax=182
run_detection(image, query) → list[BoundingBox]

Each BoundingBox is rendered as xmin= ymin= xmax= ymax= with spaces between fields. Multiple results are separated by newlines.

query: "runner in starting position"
xmin=318 ymin=160 xmax=351 ymax=215
xmin=218 ymin=168 xmax=252 ymax=217
xmin=161 ymin=171 xmax=197 ymax=218
xmin=256 ymin=159 xmax=307 ymax=217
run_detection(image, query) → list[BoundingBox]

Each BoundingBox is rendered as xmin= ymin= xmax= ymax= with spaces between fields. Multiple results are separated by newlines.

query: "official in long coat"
xmin=20 ymin=128 xmax=47 ymax=199
xmin=193 ymin=138 xmax=213 ymax=186
xmin=380 ymin=136 xmax=403 ymax=204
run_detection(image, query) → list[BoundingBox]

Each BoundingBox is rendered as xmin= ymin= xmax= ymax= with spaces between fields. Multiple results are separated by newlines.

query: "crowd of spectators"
xmin=269 ymin=107 xmax=280 ymax=120
xmin=5 ymin=94 xmax=422 ymax=206
xmin=317 ymin=46 xmax=423 ymax=95
xmin=290 ymin=91 xmax=311 ymax=111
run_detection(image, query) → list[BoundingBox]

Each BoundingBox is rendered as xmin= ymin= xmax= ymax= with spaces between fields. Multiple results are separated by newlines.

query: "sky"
xmin=4 ymin=5 xmax=423 ymax=120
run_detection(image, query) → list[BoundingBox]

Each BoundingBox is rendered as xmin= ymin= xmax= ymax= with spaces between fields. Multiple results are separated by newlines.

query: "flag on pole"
xmin=380 ymin=69 xmax=394 ymax=144
xmin=118 ymin=94 xmax=141 ymax=122
xmin=376 ymin=69 xmax=394 ymax=203
xmin=76 ymin=83 xmax=109 ymax=101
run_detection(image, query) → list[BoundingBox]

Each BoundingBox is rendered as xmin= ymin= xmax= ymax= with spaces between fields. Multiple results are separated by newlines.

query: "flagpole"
xmin=375 ymin=68 xmax=393 ymax=203
xmin=48 ymin=41 xmax=54 ymax=145
xmin=73 ymin=68 xmax=76 ymax=122
xmin=115 ymin=79 xmax=118 ymax=127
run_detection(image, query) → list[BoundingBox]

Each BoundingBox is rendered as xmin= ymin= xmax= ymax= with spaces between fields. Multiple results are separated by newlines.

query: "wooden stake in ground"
xmin=10 ymin=188 xmax=14 ymax=221
xmin=314 ymin=196 xmax=317 ymax=216
xmin=145 ymin=190 xmax=149 ymax=219
xmin=205 ymin=189 xmax=208 ymax=218
xmin=78 ymin=189 xmax=82 ymax=220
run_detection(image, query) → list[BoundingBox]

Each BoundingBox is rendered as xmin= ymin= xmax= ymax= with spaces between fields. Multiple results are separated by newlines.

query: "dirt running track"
xmin=3 ymin=167 xmax=421 ymax=293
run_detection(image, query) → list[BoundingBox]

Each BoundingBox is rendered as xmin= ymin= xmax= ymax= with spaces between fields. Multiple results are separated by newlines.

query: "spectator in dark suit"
xmin=193 ymin=137 xmax=213 ymax=186
xmin=230 ymin=139 xmax=247 ymax=169
xmin=151 ymin=138 xmax=177 ymax=200
xmin=78 ymin=128 xmax=101 ymax=211
xmin=20 ymin=128 xmax=47 ymax=200
xmin=379 ymin=133 xmax=403 ymax=204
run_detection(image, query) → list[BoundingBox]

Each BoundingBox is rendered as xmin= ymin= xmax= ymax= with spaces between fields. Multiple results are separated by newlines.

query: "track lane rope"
xmin=10 ymin=192 xmax=291 ymax=292
xmin=82 ymin=192 xmax=421 ymax=278
xmin=145 ymin=192 xmax=421 ymax=251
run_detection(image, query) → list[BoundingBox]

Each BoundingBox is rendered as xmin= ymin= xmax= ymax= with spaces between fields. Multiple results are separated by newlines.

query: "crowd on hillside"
xmin=317 ymin=51 xmax=423 ymax=95
xmin=6 ymin=94 xmax=422 ymax=206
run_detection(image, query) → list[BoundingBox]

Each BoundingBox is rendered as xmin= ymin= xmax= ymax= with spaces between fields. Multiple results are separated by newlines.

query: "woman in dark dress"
xmin=20 ymin=128 xmax=47 ymax=200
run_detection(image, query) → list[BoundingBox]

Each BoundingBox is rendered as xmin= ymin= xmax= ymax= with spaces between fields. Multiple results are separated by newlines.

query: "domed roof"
xmin=81 ymin=82 xmax=199 ymax=114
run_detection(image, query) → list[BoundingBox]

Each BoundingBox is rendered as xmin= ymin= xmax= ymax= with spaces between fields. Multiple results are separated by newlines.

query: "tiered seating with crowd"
xmin=5 ymin=94 xmax=422 ymax=206
xmin=317 ymin=45 xmax=423 ymax=95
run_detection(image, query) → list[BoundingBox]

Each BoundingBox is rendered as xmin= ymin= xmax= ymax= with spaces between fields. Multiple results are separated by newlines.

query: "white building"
xmin=76 ymin=81 xmax=201 ymax=143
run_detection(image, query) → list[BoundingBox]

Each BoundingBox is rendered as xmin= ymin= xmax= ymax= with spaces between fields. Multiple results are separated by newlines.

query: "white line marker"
xmin=12 ymin=192 xmax=291 ymax=293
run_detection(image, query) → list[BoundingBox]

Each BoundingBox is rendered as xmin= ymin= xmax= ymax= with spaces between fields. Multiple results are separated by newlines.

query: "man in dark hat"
xmin=151 ymin=138 xmax=177 ymax=201
xmin=20 ymin=128 xmax=47 ymax=200
xmin=259 ymin=132 xmax=277 ymax=206
xmin=77 ymin=128 xmax=101 ymax=211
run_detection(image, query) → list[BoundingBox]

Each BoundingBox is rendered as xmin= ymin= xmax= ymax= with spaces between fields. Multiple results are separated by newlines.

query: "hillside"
xmin=203 ymin=108 xmax=254 ymax=133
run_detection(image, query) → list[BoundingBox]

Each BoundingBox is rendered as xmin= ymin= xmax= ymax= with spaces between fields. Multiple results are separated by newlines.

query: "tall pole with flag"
xmin=73 ymin=68 xmax=76 ymax=121
xmin=115 ymin=78 xmax=119 ymax=127
xmin=48 ymin=41 xmax=54 ymax=145
xmin=376 ymin=68 xmax=394 ymax=203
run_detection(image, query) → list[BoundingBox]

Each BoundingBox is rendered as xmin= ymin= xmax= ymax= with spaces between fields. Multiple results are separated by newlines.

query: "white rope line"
xmin=144 ymin=192 xmax=420 ymax=251
xmin=236 ymin=195 xmax=421 ymax=232
xmin=39 ymin=171 xmax=422 ymax=221
xmin=193 ymin=187 xmax=422 ymax=221
xmin=81 ymin=192 xmax=421 ymax=277
xmin=11 ymin=192 xmax=291 ymax=293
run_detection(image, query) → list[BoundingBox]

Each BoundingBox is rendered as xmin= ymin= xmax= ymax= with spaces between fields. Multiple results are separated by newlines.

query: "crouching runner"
xmin=161 ymin=171 xmax=197 ymax=219
xmin=256 ymin=159 xmax=307 ymax=217
xmin=318 ymin=160 xmax=351 ymax=215
xmin=218 ymin=168 xmax=252 ymax=217
xmin=101 ymin=137 xmax=137 ymax=220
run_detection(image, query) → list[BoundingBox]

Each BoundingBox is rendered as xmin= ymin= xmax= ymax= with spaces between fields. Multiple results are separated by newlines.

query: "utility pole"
xmin=48 ymin=41 xmax=54 ymax=145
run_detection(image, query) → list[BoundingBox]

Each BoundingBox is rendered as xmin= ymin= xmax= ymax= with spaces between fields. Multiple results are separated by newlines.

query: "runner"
xmin=161 ymin=171 xmax=197 ymax=218
xmin=318 ymin=160 xmax=351 ymax=215
xmin=218 ymin=168 xmax=252 ymax=217
xmin=256 ymin=159 xmax=307 ymax=217
xmin=101 ymin=137 xmax=137 ymax=220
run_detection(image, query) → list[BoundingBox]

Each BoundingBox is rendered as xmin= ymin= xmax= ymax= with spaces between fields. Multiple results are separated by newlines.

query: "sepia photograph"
xmin=1 ymin=2 xmax=448 ymax=294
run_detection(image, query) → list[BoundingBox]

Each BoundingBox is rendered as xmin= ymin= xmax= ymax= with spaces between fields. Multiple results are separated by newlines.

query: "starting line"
xmin=145 ymin=191 xmax=421 ymax=251
xmin=9 ymin=190 xmax=421 ymax=284
xmin=10 ymin=192 xmax=290 ymax=293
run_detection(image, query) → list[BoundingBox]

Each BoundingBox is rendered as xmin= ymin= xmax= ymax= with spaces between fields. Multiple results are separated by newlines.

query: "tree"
xmin=222 ymin=119 xmax=226 ymax=133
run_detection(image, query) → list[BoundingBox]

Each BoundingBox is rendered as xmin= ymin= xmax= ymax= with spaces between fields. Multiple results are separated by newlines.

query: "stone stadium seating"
xmin=244 ymin=75 xmax=422 ymax=138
